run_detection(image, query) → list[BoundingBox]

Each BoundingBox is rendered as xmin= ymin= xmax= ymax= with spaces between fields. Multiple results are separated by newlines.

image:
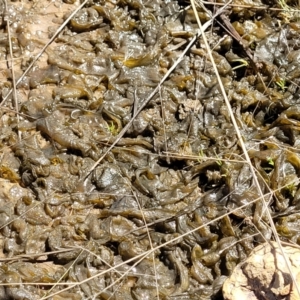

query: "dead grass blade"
xmin=39 ymin=248 xmax=86 ymax=300
xmin=80 ymin=2 xmax=232 ymax=185
xmin=0 ymin=0 xmax=89 ymax=108
xmin=192 ymin=0 xmax=300 ymax=297
xmin=31 ymin=191 xmax=273 ymax=300
xmin=3 ymin=0 xmax=20 ymax=139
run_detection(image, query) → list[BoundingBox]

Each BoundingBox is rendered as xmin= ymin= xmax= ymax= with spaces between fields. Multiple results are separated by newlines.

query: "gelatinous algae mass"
xmin=1 ymin=0 xmax=300 ymax=299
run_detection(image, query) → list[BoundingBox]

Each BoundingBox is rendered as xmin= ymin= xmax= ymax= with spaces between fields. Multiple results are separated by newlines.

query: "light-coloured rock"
xmin=223 ymin=242 xmax=300 ymax=300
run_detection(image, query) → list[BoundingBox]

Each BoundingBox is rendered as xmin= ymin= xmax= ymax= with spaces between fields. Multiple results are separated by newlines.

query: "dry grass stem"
xmin=191 ymin=0 xmax=300 ymax=297
xmin=0 ymin=0 xmax=89 ymax=107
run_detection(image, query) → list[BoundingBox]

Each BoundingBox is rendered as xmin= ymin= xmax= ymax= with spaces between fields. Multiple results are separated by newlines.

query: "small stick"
xmin=3 ymin=0 xmax=21 ymax=140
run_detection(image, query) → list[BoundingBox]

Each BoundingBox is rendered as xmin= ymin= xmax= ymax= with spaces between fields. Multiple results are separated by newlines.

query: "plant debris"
xmin=1 ymin=0 xmax=300 ymax=299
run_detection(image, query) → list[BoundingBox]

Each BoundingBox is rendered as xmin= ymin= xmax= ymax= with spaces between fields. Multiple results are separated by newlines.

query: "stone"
xmin=223 ymin=242 xmax=300 ymax=300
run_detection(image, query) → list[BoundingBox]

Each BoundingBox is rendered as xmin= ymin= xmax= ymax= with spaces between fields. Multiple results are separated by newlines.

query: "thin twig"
xmin=191 ymin=0 xmax=300 ymax=297
xmin=199 ymin=0 xmax=300 ymax=12
xmin=40 ymin=248 xmax=85 ymax=300
xmin=37 ymin=192 xmax=269 ymax=300
xmin=202 ymin=0 xmax=270 ymax=95
xmin=132 ymin=190 xmax=160 ymax=300
xmin=79 ymin=3 xmax=231 ymax=186
xmin=3 ymin=0 xmax=21 ymax=140
xmin=0 ymin=0 xmax=89 ymax=107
